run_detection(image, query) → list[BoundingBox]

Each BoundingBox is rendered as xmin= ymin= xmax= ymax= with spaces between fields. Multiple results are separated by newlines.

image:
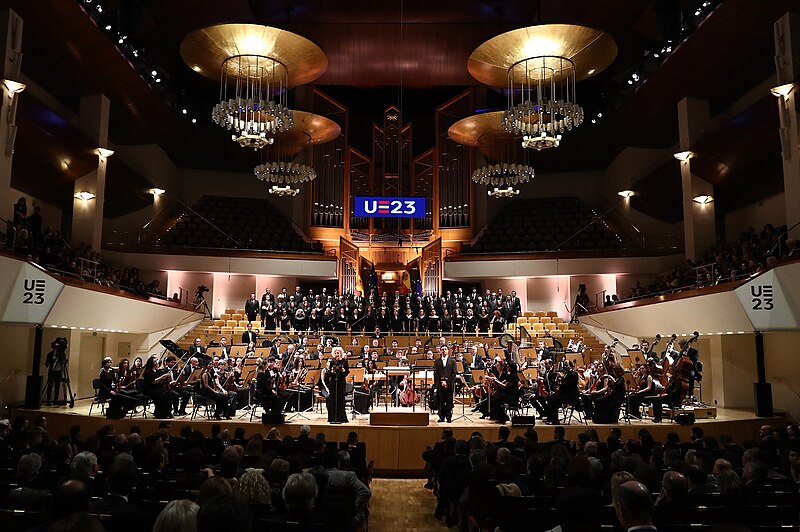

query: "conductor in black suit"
xmin=241 ymin=322 xmax=258 ymax=345
xmin=434 ymin=346 xmax=457 ymax=423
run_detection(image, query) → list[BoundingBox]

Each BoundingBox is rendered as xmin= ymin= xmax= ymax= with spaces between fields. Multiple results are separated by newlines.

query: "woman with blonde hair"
xmin=233 ymin=468 xmax=272 ymax=508
xmin=152 ymin=499 xmax=199 ymax=532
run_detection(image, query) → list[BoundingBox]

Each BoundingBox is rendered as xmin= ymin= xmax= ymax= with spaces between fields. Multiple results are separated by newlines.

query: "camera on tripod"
xmin=196 ymin=285 xmax=209 ymax=299
xmin=44 ymin=336 xmax=74 ymax=407
xmin=51 ymin=337 xmax=69 ymax=370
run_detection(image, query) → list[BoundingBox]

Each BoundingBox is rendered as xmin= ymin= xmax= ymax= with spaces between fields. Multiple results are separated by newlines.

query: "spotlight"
xmin=105 ymin=24 xmax=111 ymax=30
xmin=182 ymin=109 xmax=187 ymax=114
xmin=191 ymin=118 xmax=197 ymax=124
xmin=151 ymin=70 xmax=158 ymax=76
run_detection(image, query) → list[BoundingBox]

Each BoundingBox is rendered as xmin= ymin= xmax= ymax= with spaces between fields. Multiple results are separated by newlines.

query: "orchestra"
xmin=90 ymin=303 xmax=704 ymax=426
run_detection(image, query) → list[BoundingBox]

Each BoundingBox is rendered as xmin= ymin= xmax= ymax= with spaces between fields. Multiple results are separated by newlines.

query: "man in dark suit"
xmin=187 ymin=338 xmax=208 ymax=363
xmin=434 ymin=346 xmax=458 ymax=423
xmin=245 ymin=293 xmax=259 ymax=322
xmin=510 ymin=290 xmax=522 ymax=319
xmin=241 ymin=322 xmax=258 ymax=345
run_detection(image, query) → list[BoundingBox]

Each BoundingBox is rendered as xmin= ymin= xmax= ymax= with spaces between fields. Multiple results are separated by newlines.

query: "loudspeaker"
xmin=675 ymin=412 xmax=696 ymax=425
xmin=754 ymin=382 xmax=773 ymax=417
xmin=512 ymin=415 xmax=536 ymax=426
xmin=261 ymin=413 xmax=285 ymax=424
xmin=24 ymin=375 xmax=42 ymax=410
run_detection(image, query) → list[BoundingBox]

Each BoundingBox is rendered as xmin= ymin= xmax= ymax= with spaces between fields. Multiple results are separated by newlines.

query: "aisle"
xmin=369 ymin=478 xmax=452 ymax=532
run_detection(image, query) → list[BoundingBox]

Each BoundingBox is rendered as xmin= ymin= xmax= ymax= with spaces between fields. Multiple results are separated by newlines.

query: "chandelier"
xmin=488 ymin=187 xmax=520 ymax=198
xmin=212 ymin=55 xmax=293 ymax=150
xmin=472 ymin=162 xmax=534 ymax=187
xmin=181 ymin=24 xmax=328 ymax=149
xmin=254 ymin=161 xmax=317 ymax=184
xmin=268 ymin=185 xmax=300 ymax=196
xmin=468 ymin=25 xmax=617 ymax=150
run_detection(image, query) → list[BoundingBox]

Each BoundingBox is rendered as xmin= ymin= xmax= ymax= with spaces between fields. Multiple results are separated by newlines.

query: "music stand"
xmin=621 ymin=372 xmax=638 ymax=424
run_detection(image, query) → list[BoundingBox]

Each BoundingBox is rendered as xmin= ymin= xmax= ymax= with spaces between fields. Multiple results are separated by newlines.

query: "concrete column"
xmin=71 ymin=94 xmax=110 ymax=250
xmin=677 ymin=97 xmax=716 ymax=261
xmin=0 ymin=9 xmax=23 ymax=223
xmin=775 ymin=13 xmax=800 ymax=239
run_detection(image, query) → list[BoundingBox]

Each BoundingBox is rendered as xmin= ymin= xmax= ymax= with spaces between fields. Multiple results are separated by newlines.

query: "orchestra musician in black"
xmin=327 ymin=347 xmax=350 ymax=423
xmin=166 ymin=356 xmax=190 ymax=416
xmin=241 ymin=323 xmax=258 ymax=345
xmin=201 ymin=356 xmax=234 ymax=420
xmin=98 ymin=357 xmax=136 ymax=419
xmin=545 ymin=360 xmax=581 ymax=424
xmin=254 ymin=358 xmax=285 ymax=414
xmin=188 ymin=338 xmax=208 ymax=364
xmin=142 ymin=355 xmax=174 ymax=419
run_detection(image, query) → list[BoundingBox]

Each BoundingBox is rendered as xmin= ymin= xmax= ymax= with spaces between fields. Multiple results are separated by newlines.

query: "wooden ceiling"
xmin=0 ymin=0 xmax=794 ymax=221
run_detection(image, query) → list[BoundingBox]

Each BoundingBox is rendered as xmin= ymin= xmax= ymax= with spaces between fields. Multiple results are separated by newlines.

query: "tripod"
xmin=43 ymin=358 xmax=74 ymax=408
xmin=195 ymin=296 xmax=212 ymax=319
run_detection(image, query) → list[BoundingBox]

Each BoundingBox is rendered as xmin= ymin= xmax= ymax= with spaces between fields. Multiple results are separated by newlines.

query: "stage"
xmin=15 ymin=401 xmax=782 ymax=475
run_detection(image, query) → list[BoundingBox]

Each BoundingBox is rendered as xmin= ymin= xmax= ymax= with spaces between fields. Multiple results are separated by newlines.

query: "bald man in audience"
xmin=614 ymin=481 xmax=656 ymax=532
xmin=656 ymin=471 xmax=689 ymax=511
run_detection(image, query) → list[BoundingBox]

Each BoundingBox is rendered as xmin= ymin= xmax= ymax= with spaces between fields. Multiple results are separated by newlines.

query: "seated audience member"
xmin=196 ymin=494 xmax=252 ymax=532
xmin=3 ymin=453 xmax=50 ymax=510
xmin=614 ymin=481 xmax=656 ymax=532
xmin=89 ymin=459 xmax=152 ymax=532
xmin=233 ymin=469 xmax=272 ymax=510
xmin=152 ymin=499 xmax=199 ymax=532
xmin=655 ymin=471 xmax=689 ymax=516
xmin=323 ymin=449 xmax=372 ymax=525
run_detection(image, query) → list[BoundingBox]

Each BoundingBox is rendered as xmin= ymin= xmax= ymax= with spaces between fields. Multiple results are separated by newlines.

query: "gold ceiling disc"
xmin=448 ymin=111 xmax=550 ymax=147
xmin=448 ymin=112 xmax=514 ymax=147
xmin=468 ymin=24 xmax=618 ymax=87
xmin=277 ymin=111 xmax=341 ymax=146
xmin=180 ymin=23 xmax=327 ymax=86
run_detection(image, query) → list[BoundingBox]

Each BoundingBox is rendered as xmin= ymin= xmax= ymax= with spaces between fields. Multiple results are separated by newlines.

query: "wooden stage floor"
xmin=17 ymin=400 xmax=782 ymax=475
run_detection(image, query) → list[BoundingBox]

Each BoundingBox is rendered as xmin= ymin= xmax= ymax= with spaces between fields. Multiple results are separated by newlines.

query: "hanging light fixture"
xmin=487 ymin=187 xmax=520 ymax=198
xmin=449 ymin=111 xmax=535 ymax=189
xmin=253 ymin=110 xmax=340 ymax=188
xmin=468 ymin=25 xmax=617 ymax=150
xmin=181 ymin=24 xmax=328 ymax=150
xmin=268 ymin=185 xmax=300 ymax=196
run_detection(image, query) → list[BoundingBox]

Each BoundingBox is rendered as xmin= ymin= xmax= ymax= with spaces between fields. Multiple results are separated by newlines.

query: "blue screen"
xmin=354 ymin=196 xmax=426 ymax=218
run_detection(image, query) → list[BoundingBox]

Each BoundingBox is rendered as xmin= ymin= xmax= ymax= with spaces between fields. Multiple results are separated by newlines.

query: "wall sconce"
xmin=673 ymin=151 xmax=695 ymax=162
xmin=617 ymin=190 xmax=634 ymax=198
xmin=95 ymin=147 xmax=114 ymax=159
xmin=693 ymin=194 xmax=713 ymax=205
xmin=2 ymin=79 xmax=25 ymax=97
xmin=770 ymin=83 xmax=795 ymax=99
xmin=74 ymin=191 xmax=96 ymax=201
xmin=148 ymin=187 xmax=166 ymax=196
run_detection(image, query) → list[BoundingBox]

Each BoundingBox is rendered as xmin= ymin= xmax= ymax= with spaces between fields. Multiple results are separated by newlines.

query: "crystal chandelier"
xmin=472 ymin=162 xmax=535 ymax=187
xmin=212 ymin=55 xmax=294 ymax=150
xmin=254 ymin=161 xmax=317 ymax=184
xmin=488 ymin=187 xmax=520 ymax=198
xmin=468 ymin=25 xmax=617 ymax=151
xmin=503 ymin=56 xmax=581 ymax=150
xmin=268 ymin=185 xmax=300 ymax=196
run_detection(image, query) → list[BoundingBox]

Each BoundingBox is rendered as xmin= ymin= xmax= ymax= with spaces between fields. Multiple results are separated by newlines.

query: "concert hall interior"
xmin=1 ymin=1 xmax=800 ymax=531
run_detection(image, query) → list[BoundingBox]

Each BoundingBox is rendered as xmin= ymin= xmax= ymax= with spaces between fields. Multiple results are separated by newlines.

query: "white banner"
xmin=735 ymin=269 xmax=798 ymax=331
xmin=1 ymin=262 xmax=64 ymax=324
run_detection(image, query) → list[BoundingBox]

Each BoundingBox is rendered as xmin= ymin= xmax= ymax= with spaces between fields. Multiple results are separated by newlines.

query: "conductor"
xmin=433 ymin=346 xmax=457 ymax=423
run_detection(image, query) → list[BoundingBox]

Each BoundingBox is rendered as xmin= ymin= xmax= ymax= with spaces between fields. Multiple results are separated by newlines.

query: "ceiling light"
xmin=191 ymin=118 xmax=197 ymax=124
xmin=770 ymin=83 xmax=796 ymax=98
xmin=181 ymin=109 xmax=187 ymax=114
xmin=468 ymin=24 xmax=616 ymax=151
xmin=693 ymin=194 xmax=713 ymax=205
xmin=268 ymin=185 xmax=300 ymax=196
xmin=74 ymin=191 xmax=96 ymax=201
xmin=488 ymin=187 xmax=520 ymax=198
xmin=473 ymin=162 xmax=534 ymax=186
xmin=151 ymin=70 xmax=158 ymax=76
xmin=148 ymin=187 xmax=166 ymax=196
xmin=673 ymin=150 xmax=695 ymax=161
xmin=3 ymin=79 xmax=26 ymax=96
xmin=617 ymin=190 xmax=634 ymax=198
xmin=95 ymin=147 xmax=114 ymax=158
xmin=256 ymin=162 xmax=316 ymax=185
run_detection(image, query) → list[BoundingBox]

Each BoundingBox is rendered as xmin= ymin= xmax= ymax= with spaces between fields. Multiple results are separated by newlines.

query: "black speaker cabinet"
xmin=261 ymin=413 xmax=285 ymax=425
xmin=675 ymin=412 xmax=696 ymax=425
xmin=754 ymin=382 xmax=774 ymax=417
xmin=24 ymin=375 xmax=42 ymax=409
xmin=512 ymin=415 xmax=536 ymax=426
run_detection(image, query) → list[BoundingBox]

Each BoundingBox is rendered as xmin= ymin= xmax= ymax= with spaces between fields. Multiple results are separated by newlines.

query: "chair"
xmin=546 ymin=311 xmax=558 ymax=317
xmin=191 ymin=392 xmax=217 ymax=420
xmin=561 ymin=396 xmax=588 ymax=425
xmin=533 ymin=323 xmax=544 ymax=332
xmin=523 ymin=311 xmax=534 ymax=317
xmin=226 ymin=320 xmax=239 ymax=328
xmin=88 ymin=379 xmax=108 ymax=416
xmin=516 ymin=317 xmax=528 ymax=325
xmin=540 ymin=317 xmax=552 ymax=324
xmin=231 ymin=313 xmax=244 ymax=321
xmin=534 ymin=311 xmax=546 ymax=318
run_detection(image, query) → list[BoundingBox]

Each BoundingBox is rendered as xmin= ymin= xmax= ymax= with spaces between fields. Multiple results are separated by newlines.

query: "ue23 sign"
xmin=354 ymin=197 xmax=426 ymax=218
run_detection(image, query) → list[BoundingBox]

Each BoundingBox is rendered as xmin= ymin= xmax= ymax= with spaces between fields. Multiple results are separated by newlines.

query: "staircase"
xmin=569 ymin=322 xmax=609 ymax=363
xmin=177 ymin=319 xmax=218 ymax=350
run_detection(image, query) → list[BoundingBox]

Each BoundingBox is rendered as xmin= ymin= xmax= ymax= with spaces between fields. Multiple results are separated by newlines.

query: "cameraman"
xmin=45 ymin=338 xmax=68 ymax=405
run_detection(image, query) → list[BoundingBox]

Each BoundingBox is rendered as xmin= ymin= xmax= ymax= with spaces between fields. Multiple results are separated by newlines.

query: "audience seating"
xmin=462 ymin=197 xmax=623 ymax=254
xmin=160 ymin=195 xmax=323 ymax=253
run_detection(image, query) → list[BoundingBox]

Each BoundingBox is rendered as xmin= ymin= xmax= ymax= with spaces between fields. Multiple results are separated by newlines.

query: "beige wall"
xmin=724 ymin=192 xmax=787 ymax=242
xmin=10 ymin=187 xmax=63 ymax=234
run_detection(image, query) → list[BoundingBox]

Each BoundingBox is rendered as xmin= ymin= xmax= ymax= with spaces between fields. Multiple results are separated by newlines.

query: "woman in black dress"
xmin=326 ymin=347 xmax=349 ymax=423
xmin=477 ymin=308 xmax=490 ymax=335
